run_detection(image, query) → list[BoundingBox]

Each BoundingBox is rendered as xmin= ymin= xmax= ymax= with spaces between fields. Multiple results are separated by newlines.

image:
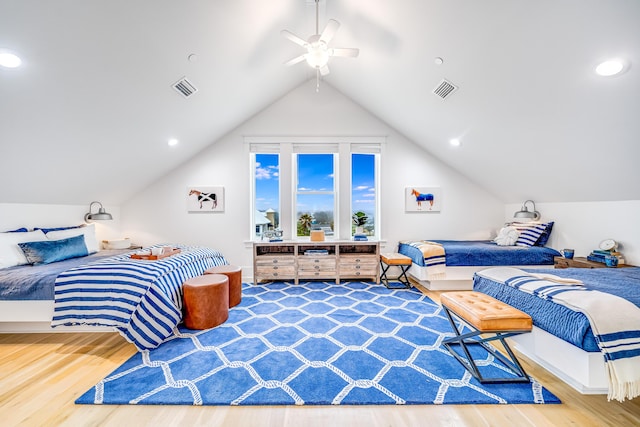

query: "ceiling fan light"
xmin=305 ymin=46 xmax=329 ymax=68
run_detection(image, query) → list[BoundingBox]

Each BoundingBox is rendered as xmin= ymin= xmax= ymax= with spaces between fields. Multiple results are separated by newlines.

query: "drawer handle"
xmin=314 ymin=272 xmax=319 ymax=276
xmin=273 ymin=272 xmax=278 ymax=276
xmin=314 ymin=259 xmax=319 ymax=263
xmin=356 ymin=265 xmax=361 ymax=269
xmin=355 ymin=258 xmax=361 ymax=262
xmin=356 ymin=272 xmax=360 ymax=275
xmin=272 ymin=259 xmax=278 ymax=264
xmin=314 ymin=265 xmax=320 ymax=270
xmin=273 ymin=266 xmax=278 ymax=270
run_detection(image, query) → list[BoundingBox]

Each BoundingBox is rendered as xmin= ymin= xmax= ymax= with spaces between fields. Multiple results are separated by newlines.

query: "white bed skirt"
xmin=407 ymin=263 xmax=553 ymax=290
xmin=0 ymin=300 xmax=114 ymax=333
xmin=510 ymin=325 xmax=608 ymax=394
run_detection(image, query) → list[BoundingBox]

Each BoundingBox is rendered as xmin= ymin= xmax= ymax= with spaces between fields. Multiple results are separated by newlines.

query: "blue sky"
xmin=255 ymin=153 xmax=375 ymax=215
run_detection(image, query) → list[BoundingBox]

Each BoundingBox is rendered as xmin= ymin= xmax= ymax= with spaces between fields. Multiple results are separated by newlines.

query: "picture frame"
xmin=187 ymin=186 xmax=224 ymax=212
xmin=405 ymin=187 xmax=441 ymax=212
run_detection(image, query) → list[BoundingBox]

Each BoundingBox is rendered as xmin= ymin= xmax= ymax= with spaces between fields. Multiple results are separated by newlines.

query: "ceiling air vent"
xmin=432 ymin=79 xmax=458 ymax=100
xmin=172 ymin=77 xmax=198 ymax=98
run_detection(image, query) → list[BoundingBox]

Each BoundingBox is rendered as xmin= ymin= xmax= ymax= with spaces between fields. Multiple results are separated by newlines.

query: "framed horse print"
xmin=405 ymin=187 xmax=441 ymax=212
xmin=187 ymin=186 xmax=225 ymax=212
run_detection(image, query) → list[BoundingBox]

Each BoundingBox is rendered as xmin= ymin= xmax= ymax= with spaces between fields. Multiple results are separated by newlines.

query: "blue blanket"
xmin=398 ymin=240 xmax=560 ymax=267
xmin=51 ymin=246 xmax=227 ymax=350
xmin=473 ymin=267 xmax=640 ymax=352
xmin=0 ymin=250 xmax=132 ymax=300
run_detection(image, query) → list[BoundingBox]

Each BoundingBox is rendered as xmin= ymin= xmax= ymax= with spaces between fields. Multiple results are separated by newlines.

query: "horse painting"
xmin=411 ymin=189 xmax=434 ymax=210
xmin=189 ymin=189 xmax=217 ymax=209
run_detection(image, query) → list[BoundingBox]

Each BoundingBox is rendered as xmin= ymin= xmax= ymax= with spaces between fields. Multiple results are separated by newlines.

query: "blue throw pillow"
xmin=511 ymin=222 xmax=547 ymax=247
xmin=534 ymin=221 xmax=554 ymax=246
xmin=18 ymin=235 xmax=89 ymax=265
xmin=34 ymin=225 xmax=82 ymax=234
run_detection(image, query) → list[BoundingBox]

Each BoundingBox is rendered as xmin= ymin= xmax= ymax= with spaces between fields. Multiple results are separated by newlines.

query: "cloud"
xmin=354 ymin=185 xmax=369 ymax=191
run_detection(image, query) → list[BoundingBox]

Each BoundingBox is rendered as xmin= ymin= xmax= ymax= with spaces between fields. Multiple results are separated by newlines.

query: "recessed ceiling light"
xmin=595 ymin=59 xmax=626 ymax=76
xmin=0 ymin=51 xmax=22 ymax=68
xmin=449 ymin=138 xmax=461 ymax=147
xmin=434 ymin=57 xmax=443 ymax=65
xmin=168 ymin=139 xmax=179 ymax=147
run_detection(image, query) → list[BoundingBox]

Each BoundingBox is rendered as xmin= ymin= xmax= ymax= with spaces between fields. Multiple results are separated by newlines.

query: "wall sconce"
xmin=513 ymin=200 xmax=540 ymax=221
xmin=85 ymin=201 xmax=113 ymax=222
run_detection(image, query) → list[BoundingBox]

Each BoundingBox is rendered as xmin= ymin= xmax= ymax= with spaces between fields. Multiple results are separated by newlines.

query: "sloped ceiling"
xmin=0 ymin=0 xmax=638 ymax=206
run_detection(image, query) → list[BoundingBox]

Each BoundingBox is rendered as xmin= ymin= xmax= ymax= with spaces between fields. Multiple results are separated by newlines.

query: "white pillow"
xmin=494 ymin=226 xmax=519 ymax=246
xmin=0 ymin=230 xmax=47 ymax=268
xmin=46 ymin=223 xmax=99 ymax=254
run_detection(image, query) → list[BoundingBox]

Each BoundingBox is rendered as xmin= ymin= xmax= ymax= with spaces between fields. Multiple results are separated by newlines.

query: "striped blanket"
xmin=477 ymin=267 xmax=640 ymax=401
xmin=401 ymin=240 xmax=446 ymax=278
xmin=51 ymin=246 xmax=227 ymax=350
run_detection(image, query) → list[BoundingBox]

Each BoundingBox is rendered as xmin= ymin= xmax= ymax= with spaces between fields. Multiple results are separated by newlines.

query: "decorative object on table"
xmin=405 ymin=187 xmax=442 ymax=212
xmin=130 ymin=247 xmax=181 ymax=260
xmin=562 ymin=249 xmax=575 ymax=259
xmin=352 ymin=211 xmax=368 ymax=241
xmin=187 ymin=186 xmax=224 ymax=212
xmin=586 ymin=239 xmax=624 ymax=265
xmin=605 ymin=255 xmax=619 ymax=268
xmin=262 ymin=229 xmax=283 ymax=242
xmin=84 ymin=201 xmax=113 ymax=222
xmin=513 ymin=200 xmax=541 ymax=222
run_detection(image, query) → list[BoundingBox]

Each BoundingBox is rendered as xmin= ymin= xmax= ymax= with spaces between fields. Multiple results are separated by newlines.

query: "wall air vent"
xmin=172 ymin=77 xmax=198 ymax=98
xmin=432 ymin=79 xmax=458 ymax=100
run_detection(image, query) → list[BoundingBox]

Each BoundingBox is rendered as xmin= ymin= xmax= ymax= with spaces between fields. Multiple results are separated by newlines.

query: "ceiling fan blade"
xmin=280 ymin=30 xmax=307 ymax=47
xmin=284 ymin=55 xmax=306 ymax=67
xmin=329 ymin=48 xmax=359 ymax=58
xmin=319 ymin=19 xmax=340 ymax=44
xmin=319 ymin=65 xmax=330 ymax=76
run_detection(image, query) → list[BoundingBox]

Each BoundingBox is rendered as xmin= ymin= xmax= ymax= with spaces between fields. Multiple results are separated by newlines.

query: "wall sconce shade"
xmin=513 ymin=200 xmax=540 ymax=221
xmin=85 ymin=201 xmax=113 ymax=222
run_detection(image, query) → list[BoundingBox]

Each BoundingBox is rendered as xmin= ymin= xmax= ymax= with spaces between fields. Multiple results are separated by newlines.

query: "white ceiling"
xmin=1 ymin=0 xmax=638 ymax=206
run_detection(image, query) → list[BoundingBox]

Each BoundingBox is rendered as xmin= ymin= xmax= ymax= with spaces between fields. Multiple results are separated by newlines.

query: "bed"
xmin=473 ymin=266 xmax=640 ymax=401
xmin=0 ymin=245 xmax=228 ymax=350
xmin=398 ymin=239 xmax=561 ymax=290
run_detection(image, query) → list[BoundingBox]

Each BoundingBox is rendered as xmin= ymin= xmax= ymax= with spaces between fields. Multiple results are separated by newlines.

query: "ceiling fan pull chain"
xmin=316 ymin=69 xmax=320 ymax=92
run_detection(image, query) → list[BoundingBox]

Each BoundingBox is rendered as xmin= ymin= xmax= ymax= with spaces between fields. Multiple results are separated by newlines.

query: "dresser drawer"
xmin=256 ymin=256 xmax=295 ymax=266
xmin=255 ymin=265 xmax=296 ymax=280
xmin=298 ymin=257 xmax=336 ymax=271
xmin=340 ymin=265 xmax=378 ymax=276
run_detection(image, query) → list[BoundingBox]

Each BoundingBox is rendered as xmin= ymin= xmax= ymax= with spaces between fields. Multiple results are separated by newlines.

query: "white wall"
xmin=0 ymin=203 xmax=122 ymax=242
xmin=505 ymin=200 xmax=640 ymax=266
xmin=120 ymin=81 xmax=505 ymax=274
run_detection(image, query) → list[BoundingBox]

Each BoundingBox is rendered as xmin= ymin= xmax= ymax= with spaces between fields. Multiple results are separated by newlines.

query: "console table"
xmin=253 ymin=240 xmax=380 ymax=285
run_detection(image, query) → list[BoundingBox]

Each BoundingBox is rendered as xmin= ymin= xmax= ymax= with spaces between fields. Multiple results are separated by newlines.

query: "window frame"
xmin=247 ymin=136 xmax=384 ymax=241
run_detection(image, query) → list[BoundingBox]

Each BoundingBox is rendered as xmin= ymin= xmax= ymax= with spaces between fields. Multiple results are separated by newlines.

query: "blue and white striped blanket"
xmin=51 ymin=246 xmax=227 ymax=350
xmin=477 ymin=267 xmax=640 ymax=402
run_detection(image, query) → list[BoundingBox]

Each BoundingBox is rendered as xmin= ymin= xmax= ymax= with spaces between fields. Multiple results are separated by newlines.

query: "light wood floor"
xmin=2 ymin=287 xmax=640 ymax=427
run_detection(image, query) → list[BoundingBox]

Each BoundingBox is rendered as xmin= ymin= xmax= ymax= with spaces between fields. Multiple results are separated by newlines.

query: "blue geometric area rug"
xmin=77 ymin=281 xmax=560 ymax=406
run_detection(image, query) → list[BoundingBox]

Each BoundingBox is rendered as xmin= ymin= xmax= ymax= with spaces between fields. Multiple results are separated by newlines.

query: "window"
xmin=253 ymin=153 xmax=279 ymax=239
xmin=248 ymin=137 xmax=382 ymax=240
xmin=351 ymin=153 xmax=376 ymax=237
xmin=295 ymin=154 xmax=335 ymax=237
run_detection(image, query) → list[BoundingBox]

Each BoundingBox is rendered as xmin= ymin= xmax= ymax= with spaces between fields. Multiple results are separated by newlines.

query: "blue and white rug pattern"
xmin=77 ymin=281 xmax=560 ymax=405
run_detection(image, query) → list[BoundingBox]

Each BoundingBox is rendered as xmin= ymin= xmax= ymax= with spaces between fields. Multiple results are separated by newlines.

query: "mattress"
xmin=0 ymin=249 xmax=132 ymax=300
xmin=473 ymin=267 xmax=640 ymax=352
xmin=398 ymin=240 xmax=560 ymax=267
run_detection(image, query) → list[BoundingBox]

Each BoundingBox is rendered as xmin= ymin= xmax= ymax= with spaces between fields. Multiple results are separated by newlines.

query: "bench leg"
xmin=379 ymin=261 xmax=411 ymax=289
xmin=441 ymin=306 xmax=530 ymax=384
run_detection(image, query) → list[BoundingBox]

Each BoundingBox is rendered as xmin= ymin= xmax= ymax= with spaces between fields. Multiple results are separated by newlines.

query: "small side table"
xmin=554 ymin=256 xmax=632 ymax=269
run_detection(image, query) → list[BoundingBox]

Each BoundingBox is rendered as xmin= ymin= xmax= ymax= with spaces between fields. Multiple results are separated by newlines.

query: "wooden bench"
xmin=379 ymin=253 xmax=412 ymax=289
xmin=440 ymin=291 xmax=532 ymax=383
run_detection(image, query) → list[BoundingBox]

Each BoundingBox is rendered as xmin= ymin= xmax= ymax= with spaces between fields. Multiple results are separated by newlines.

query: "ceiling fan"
xmin=281 ymin=0 xmax=359 ymax=91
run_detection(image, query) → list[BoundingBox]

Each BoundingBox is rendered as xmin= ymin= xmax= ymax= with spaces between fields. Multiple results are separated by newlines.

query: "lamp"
xmin=84 ymin=201 xmax=113 ymax=222
xmin=513 ymin=200 xmax=540 ymax=221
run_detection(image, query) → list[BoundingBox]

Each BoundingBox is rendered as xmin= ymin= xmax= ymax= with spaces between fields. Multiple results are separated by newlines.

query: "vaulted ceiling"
xmin=1 ymin=0 xmax=638 ymax=206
